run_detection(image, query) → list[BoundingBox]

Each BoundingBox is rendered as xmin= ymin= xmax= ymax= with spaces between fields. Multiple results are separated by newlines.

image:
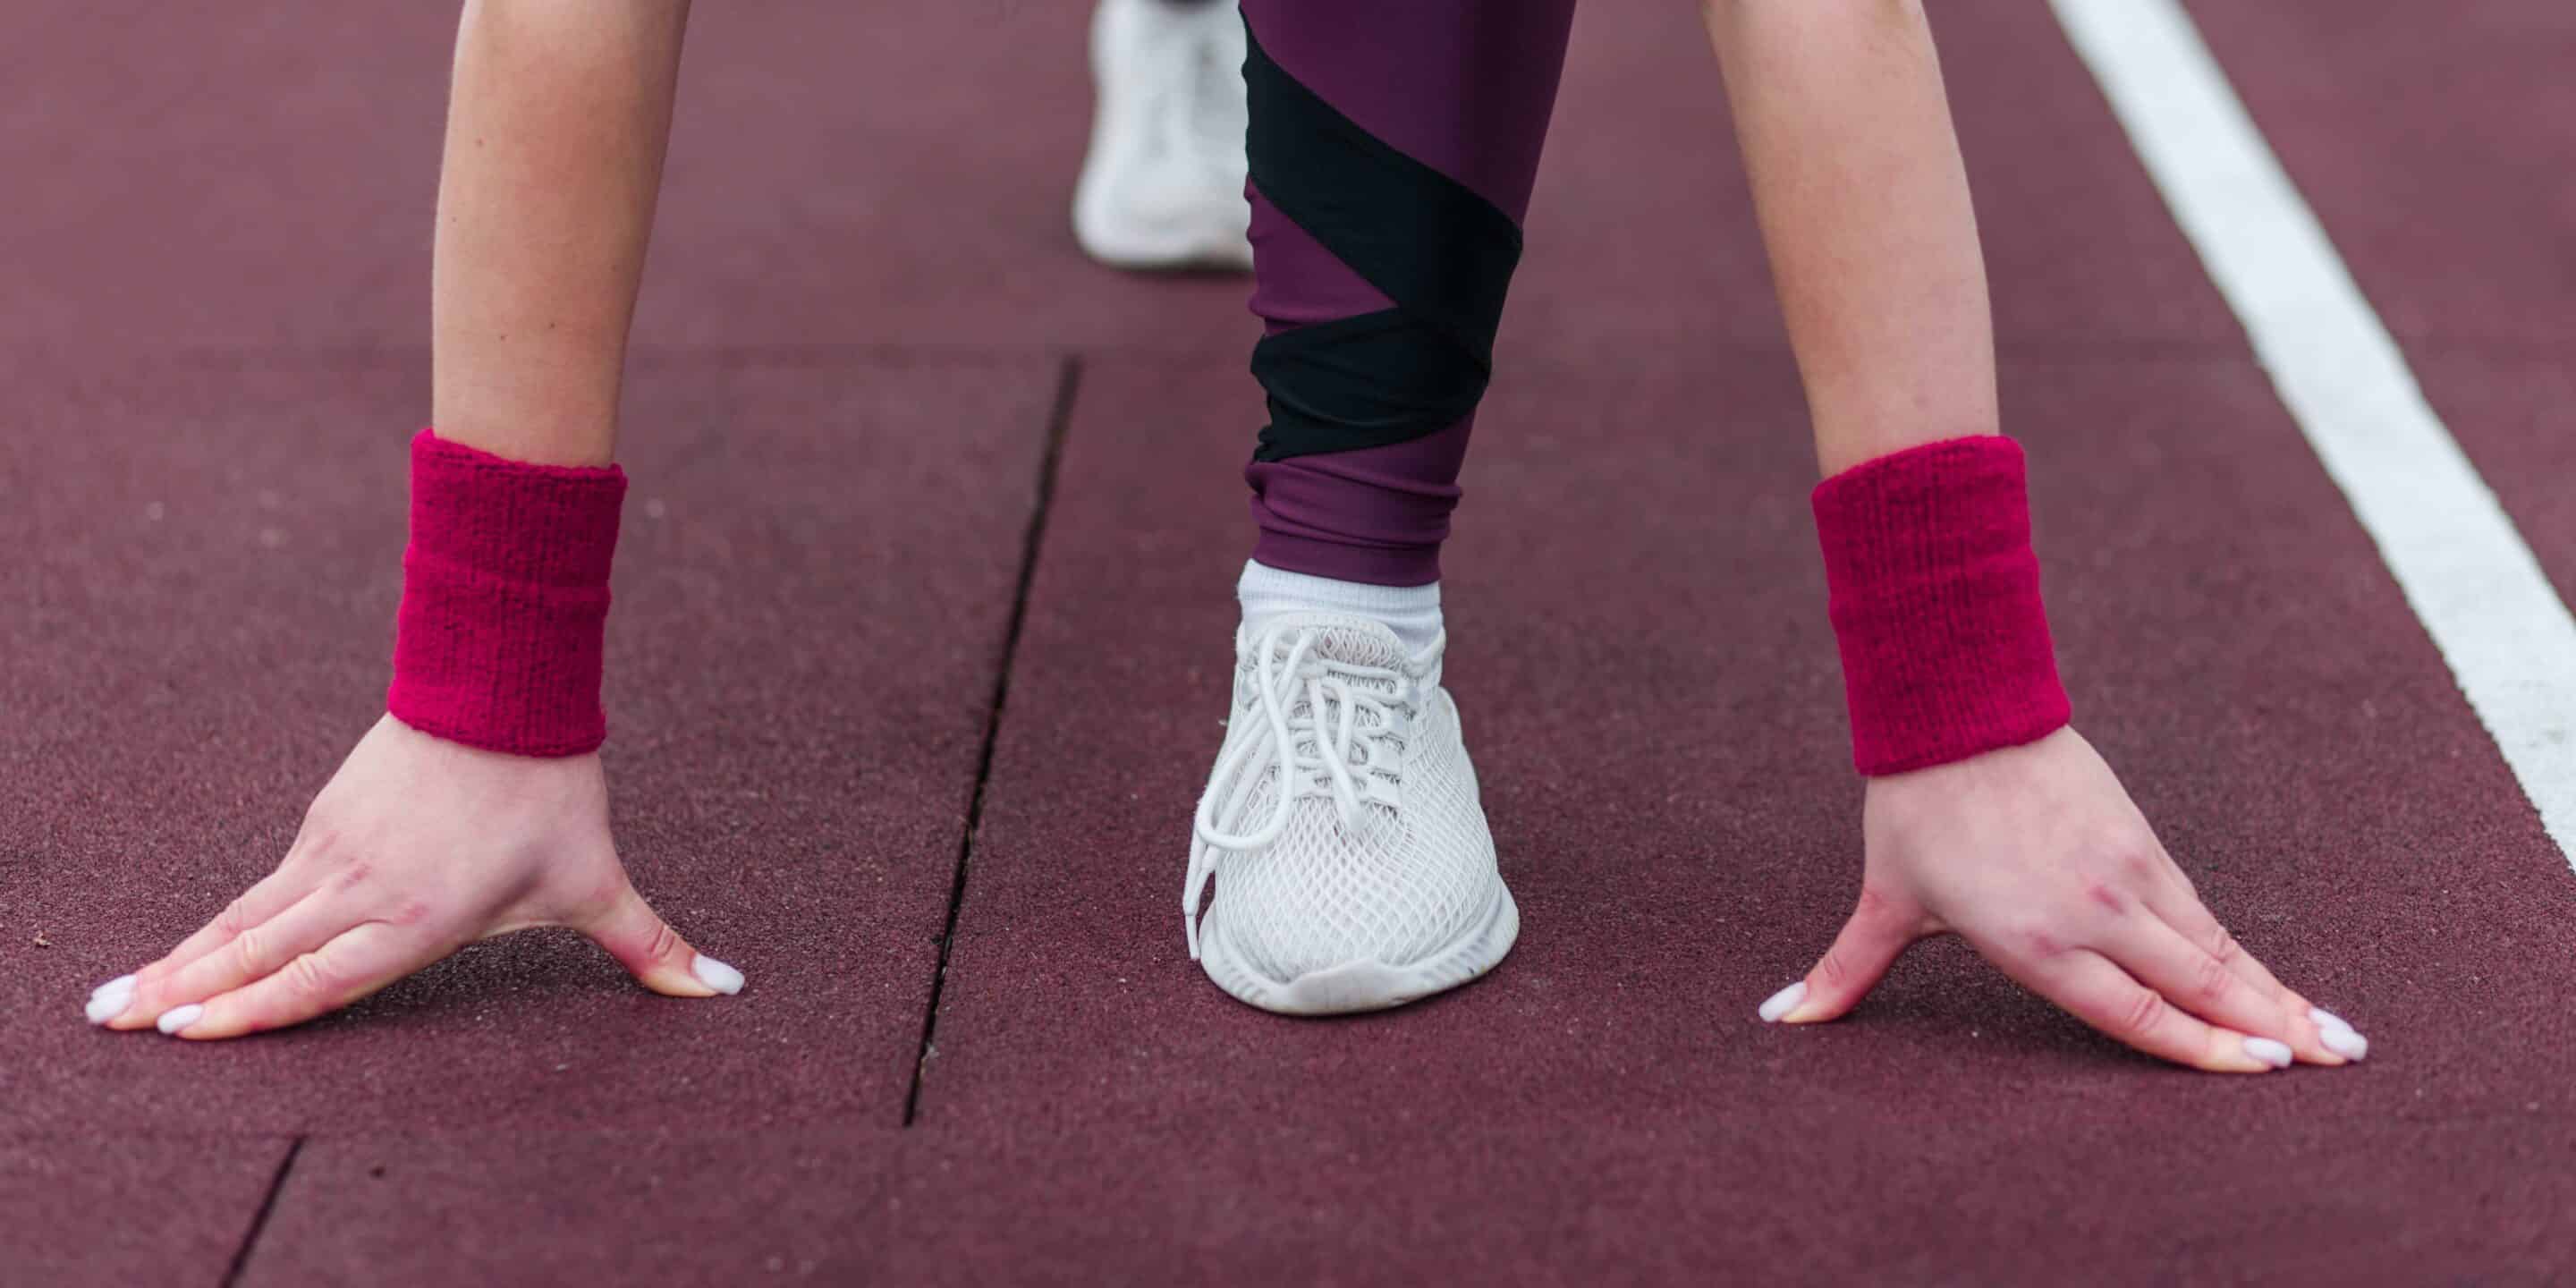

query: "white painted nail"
xmin=155 ymin=1004 xmax=205 ymax=1036
xmin=1758 ymin=981 xmax=1807 ymax=1023
xmin=2309 ymin=1006 xmax=2354 ymax=1034
xmin=2318 ymin=1025 xmax=2368 ymax=1061
xmin=2243 ymin=1036 xmax=2293 ymax=1069
xmin=691 ymin=954 xmax=745 ymax=996
xmin=85 ymin=979 xmax=137 ymax=1025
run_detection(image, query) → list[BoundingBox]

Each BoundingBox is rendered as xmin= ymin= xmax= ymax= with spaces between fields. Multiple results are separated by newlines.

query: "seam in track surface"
xmin=901 ymin=353 xmax=1080 ymax=1128
xmin=220 ymin=1133 xmax=306 ymax=1288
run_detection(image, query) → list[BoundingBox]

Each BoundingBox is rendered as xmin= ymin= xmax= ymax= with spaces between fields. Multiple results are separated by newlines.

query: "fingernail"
xmin=2309 ymin=1005 xmax=2354 ymax=1034
xmin=2317 ymin=1025 xmax=2368 ymax=1060
xmin=1758 ymin=981 xmax=1807 ymax=1023
xmin=691 ymin=954 xmax=745 ymax=996
xmin=2243 ymin=1036 xmax=2293 ymax=1069
xmin=156 ymin=1004 xmax=205 ymax=1036
xmin=84 ymin=977 xmax=138 ymax=1025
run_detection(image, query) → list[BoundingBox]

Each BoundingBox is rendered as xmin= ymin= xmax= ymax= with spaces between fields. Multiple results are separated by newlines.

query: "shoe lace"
xmin=1182 ymin=623 xmax=1419 ymax=958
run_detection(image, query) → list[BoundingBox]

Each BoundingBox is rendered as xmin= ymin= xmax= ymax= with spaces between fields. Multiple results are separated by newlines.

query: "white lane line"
xmin=2050 ymin=0 xmax=2576 ymax=865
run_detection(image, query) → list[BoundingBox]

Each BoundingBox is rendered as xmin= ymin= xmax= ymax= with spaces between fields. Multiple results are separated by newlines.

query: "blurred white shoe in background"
xmin=1074 ymin=0 xmax=1253 ymax=272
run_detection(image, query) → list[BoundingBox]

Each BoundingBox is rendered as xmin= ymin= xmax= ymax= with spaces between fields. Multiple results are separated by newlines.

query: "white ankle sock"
xmin=1236 ymin=559 xmax=1444 ymax=655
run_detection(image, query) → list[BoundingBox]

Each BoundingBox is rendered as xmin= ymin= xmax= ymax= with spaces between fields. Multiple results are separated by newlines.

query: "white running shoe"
xmin=1183 ymin=612 xmax=1519 ymax=1014
xmin=1073 ymin=0 xmax=1254 ymax=272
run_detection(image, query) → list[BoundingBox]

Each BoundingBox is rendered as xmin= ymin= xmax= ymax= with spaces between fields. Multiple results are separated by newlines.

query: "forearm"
xmin=431 ymin=0 xmax=691 ymax=466
xmin=1700 ymin=0 xmax=1996 ymax=476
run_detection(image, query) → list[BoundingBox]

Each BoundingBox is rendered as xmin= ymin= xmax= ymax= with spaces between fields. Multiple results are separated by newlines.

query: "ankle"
xmin=1235 ymin=559 xmax=1443 ymax=655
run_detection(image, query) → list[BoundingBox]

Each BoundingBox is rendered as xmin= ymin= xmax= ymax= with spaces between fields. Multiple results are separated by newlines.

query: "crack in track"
xmin=902 ymin=353 xmax=1080 ymax=1127
xmin=221 ymin=1134 xmax=306 ymax=1287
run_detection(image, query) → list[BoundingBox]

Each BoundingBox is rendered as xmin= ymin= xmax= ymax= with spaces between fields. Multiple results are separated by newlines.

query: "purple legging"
xmin=1240 ymin=0 xmax=1578 ymax=587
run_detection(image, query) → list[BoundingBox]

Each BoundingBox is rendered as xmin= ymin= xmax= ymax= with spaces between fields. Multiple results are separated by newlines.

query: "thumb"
xmin=1764 ymin=886 xmax=1923 ymax=1024
xmin=575 ymin=880 xmax=741 ymax=998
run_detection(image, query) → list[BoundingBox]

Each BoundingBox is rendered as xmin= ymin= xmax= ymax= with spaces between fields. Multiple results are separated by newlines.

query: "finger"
xmin=107 ymin=886 xmax=354 ymax=1031
xmin=2135 ymin=852 xmax=2297 ymax=1002
xmin=2099 ymin=912 xmax=2342 ymax=1066
xmin=2131 ymin=860 xmax=2362 ymax=1061
xmin=163 ymin=921 xmax=436 ymax=1040
xmin=2013 ymin=948 xmax=2288 ymax=1073
xmin=128 ymin=863 xmax=319 ymax=988
xmin=1764 ymin=886 xmax=1927 ymax=1024
xmin=573 ymin=879 xmax=740 ymax=998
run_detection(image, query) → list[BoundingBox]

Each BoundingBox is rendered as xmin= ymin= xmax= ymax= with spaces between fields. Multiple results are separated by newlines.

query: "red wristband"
xmin=1811 ymin=436 xmax=2071 ymax=776
xmin=386 ymin=428 xmax=626 ymax=757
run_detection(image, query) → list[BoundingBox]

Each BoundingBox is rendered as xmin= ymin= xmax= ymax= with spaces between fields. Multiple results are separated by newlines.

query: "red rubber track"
xmin=2185 ymin=0 xmax=2576 ymax=606
xmin=4 ymin=3 xmax=2571 ymax=1284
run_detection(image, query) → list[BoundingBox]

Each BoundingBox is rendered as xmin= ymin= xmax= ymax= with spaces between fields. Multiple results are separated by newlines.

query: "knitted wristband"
xmin=1811 ymin=436 xmax=2071 ymax=776
xmin=386 ymin=428 xmax=626 ymax=757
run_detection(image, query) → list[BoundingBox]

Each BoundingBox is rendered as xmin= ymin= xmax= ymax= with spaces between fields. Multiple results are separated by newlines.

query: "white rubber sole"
xmin=1195 ymin=875 xmax=1520 ymax=1016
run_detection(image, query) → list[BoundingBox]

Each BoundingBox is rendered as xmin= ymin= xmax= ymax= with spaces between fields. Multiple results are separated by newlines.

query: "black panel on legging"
xmin=1243 ymin=23 xmax=1523 ymax=463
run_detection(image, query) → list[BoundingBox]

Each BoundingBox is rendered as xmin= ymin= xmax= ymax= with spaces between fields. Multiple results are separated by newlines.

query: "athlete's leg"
xmin=1182 ymin=1 xmax=1575 ymax=1016
xmin=1238 ymin=0 xmax=1576 ymax=586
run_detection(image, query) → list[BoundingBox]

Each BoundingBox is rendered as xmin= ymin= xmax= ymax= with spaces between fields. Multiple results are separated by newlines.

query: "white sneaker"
xmin=1073 ymin=0 xmax=1254 ymax=272
xmin=1183 ymin=612 xmax=1519 ymax=1014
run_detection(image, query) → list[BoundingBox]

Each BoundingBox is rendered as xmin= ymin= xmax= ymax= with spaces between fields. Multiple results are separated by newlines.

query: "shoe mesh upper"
xmin=1192 ymin=615 xmax=1498 ymax=981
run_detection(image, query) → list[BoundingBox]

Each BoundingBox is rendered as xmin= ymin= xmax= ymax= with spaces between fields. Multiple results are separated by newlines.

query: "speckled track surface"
xmin=4 ymin=3 xmax=2571 ymax=1284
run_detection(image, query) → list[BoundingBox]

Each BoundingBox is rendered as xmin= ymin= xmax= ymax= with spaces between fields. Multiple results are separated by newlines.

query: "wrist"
xmin=1811 ymin=435 xmax=2070 ymax=775
xmin=386 ymin=428 xmax=626 ymax=757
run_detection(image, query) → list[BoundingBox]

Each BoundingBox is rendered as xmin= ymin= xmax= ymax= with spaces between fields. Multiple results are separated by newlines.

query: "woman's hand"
xmin=86 ymin=713 xmax=736 ymax=1039
xmin=1761 ymin=727 xmax=2367 ymax=1072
